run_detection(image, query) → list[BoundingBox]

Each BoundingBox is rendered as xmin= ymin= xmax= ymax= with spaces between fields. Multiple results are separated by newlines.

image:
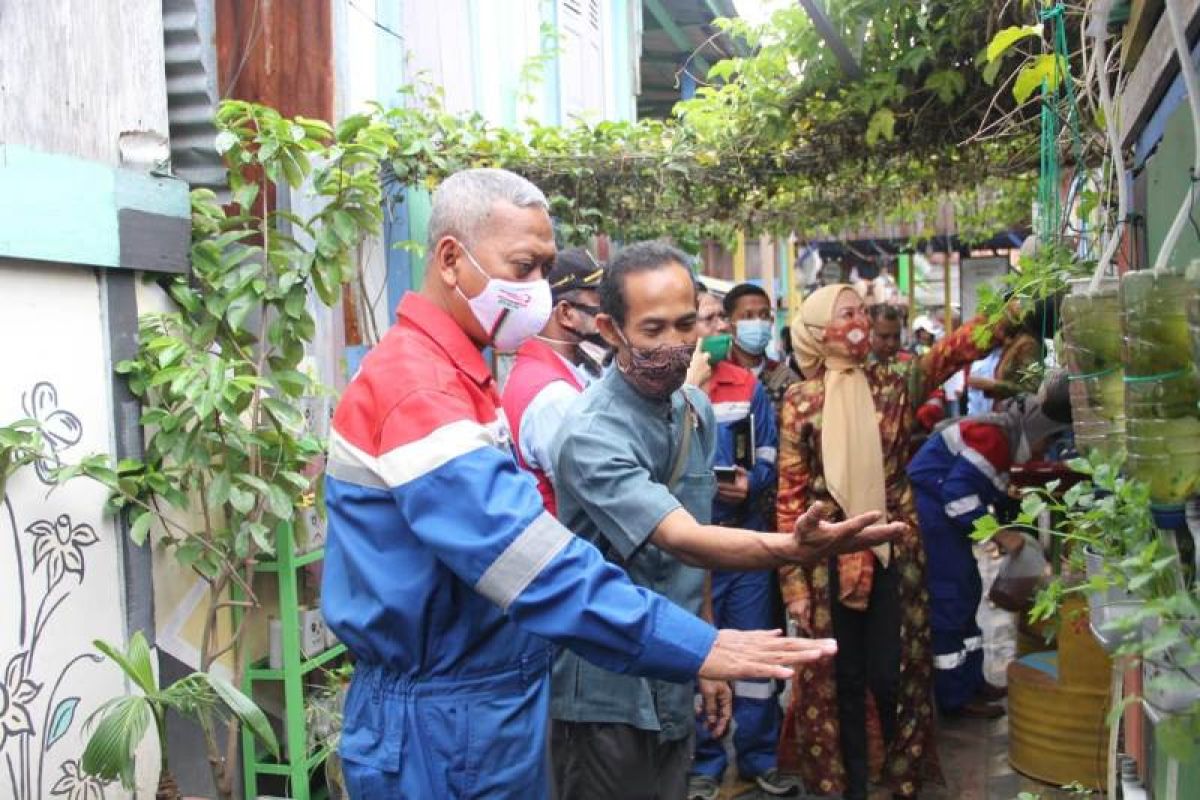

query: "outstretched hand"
xmin=787 ymin=502 xmax=906 ymax=566
xmin=698 ymin=629 xmax=837 ymax=682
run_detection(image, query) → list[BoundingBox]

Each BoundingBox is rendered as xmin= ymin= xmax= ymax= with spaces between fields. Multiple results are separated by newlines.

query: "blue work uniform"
xmin=692 ymin=361 xmax=782 ymax=782
xmin=907 ymin=420 xmax=1013 ymax=712
xmin=321 ymin=293 xmax=717 ymax=799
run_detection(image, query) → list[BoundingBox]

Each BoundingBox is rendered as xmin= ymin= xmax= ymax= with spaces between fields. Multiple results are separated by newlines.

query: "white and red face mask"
xmin=456 ymin=242 xmax=552 ymax=353
xmin=825 ymin=318 xmax=872 ymax=361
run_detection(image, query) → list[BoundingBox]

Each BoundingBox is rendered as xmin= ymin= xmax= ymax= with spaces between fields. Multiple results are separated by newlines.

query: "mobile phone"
xmin=713 ymin=466 xmax=738 ymax=484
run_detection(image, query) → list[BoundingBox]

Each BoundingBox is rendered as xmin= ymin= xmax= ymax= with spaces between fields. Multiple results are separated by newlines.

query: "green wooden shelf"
xmin=247 ymin=644 xmax=347 ymax=682
xmin=235 ymin=522 xmax=343 ymax=800
xmin=257 ymin=546 xmax=326 ymax=572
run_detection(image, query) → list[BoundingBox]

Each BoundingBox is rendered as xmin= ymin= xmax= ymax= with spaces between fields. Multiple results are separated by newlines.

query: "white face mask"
xmin=455 ymin=243 xmax=552 ymax=353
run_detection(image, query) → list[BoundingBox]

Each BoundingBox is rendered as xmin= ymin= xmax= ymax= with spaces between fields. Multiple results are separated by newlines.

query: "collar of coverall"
xmin=397 ymin=292 xmax=495 ymax=387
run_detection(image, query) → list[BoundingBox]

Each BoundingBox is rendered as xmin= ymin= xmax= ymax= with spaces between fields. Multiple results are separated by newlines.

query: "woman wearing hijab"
xmin=776 ymin=285 xmax=1011 ymax=800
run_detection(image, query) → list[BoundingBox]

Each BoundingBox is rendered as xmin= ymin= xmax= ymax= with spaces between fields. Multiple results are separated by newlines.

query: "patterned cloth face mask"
xmin=614 ymin=326 xmax=694 ymax=400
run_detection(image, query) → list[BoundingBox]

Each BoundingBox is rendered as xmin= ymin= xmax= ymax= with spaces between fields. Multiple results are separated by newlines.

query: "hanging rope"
xmin=1036 ymin=2 xmax=1086 ymax=246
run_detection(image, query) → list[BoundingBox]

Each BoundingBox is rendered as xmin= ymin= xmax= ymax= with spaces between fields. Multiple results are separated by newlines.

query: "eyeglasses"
xmin=698 ymin=312 xmax=726 ymax=325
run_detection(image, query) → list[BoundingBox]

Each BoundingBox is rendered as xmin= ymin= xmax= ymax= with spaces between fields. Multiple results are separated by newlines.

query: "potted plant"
xmin=79 ymin=632 xmax=278 ymax=800
xmin=972 ymin=452 xmax=1159 ymax=652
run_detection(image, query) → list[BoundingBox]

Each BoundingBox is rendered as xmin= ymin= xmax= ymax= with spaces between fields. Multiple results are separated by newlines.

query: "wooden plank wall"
xmin=0 ymin=0 xmax=170 ymax=165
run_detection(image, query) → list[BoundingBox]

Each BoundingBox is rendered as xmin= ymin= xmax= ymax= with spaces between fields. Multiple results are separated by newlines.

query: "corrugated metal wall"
xmin=163 ymin=0 xmax=224 ymax=189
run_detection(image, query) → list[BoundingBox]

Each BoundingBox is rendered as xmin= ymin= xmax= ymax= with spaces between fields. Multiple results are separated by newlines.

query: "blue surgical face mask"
xmin=734 ymin=319 xmax=773 ymax=356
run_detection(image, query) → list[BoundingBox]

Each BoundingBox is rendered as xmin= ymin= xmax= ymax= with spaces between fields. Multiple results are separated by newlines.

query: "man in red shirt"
xmin=502 ymin=249 xmax=605 ymax=515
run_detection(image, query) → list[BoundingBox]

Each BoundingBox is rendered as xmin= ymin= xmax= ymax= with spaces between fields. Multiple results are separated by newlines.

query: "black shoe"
xmin=975 ymin=681 xmax=1008 ymax=702
xmin=753 ymin=767 xmax=804 ymax=796
xmin=946 ymin=699 xmax=1006 ymax=719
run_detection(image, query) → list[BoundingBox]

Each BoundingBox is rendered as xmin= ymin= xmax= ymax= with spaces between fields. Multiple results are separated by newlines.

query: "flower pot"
xmin=1062 ymin=279 xmax=1126 ymax=461
xmin=1083 ymin=547 xmax=1142 ymax=654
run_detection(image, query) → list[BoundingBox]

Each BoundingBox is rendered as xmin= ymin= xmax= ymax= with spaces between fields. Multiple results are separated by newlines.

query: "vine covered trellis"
xmin=362 ymin=1 xmax=1086 ymax=249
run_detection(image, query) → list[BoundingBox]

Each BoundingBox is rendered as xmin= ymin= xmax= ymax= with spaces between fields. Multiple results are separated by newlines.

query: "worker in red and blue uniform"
xmin=688 ymin=287 xmax=800 ymax=799
xmin=321 ymin=169 xmax=859 ymax=799
xmin=907 ymin=373 xmax=1071 ymax=718
xmin=501 ymin=248 xmax=605 ymax=516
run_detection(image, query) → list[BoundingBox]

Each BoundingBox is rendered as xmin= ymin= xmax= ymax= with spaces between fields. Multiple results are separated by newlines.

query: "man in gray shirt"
xmin=550 ymin=242 xmax=906 ymax=799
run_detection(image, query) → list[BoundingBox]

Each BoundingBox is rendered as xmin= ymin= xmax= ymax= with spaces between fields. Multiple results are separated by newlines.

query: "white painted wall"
xmin=0 ymin=263 xmax=155 ymax=800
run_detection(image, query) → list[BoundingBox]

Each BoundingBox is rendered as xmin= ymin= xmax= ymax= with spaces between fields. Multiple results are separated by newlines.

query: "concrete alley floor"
xmin=717 ymin=548 xmax=1095 ymax=799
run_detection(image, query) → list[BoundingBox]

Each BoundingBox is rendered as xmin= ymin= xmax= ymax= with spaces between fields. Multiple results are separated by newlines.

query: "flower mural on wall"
xmin=27 ymin=516 xmax=98 ymax=587
xmin=20 ymin=383 xmax=83 ymax=486
xmin=49 ymin=759 xmax=106 ymax=800
xmin=0 ymin=653 xmax=39 ymax=751
xmin=3 ymin=382 xmax=111 ymax=799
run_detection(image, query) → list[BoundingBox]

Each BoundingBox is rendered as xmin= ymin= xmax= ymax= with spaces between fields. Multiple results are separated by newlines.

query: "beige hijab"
xmin=791 ymin=285 xmax=889 ymax=567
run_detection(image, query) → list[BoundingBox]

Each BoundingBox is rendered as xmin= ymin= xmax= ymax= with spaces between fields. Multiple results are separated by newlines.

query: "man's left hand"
xmin=785 ymin=502 xmax=907 ymax=566
xmin=698 ymin=678 xmax=732 ymax=737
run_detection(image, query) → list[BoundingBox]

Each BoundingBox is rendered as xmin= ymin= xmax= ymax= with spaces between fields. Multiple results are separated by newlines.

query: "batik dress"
xmin=776 ymin=323 xmax=995 ymax=797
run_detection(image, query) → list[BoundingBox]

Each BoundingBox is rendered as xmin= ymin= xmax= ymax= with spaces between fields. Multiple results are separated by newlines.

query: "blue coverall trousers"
xmin=915 ymin=491 xmax=986 ymax=712
xmin=692 ymin=568 xmax=781 ymax=780
xmin=340 ymin=653 xmax=553 ymax=798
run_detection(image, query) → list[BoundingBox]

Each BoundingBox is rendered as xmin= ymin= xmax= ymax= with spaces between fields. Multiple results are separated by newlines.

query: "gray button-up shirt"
xmin=549 ymin=366 xmax=717 ymax=741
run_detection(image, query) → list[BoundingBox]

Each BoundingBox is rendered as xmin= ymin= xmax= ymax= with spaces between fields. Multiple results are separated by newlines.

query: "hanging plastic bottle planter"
xmin=1188 ymin=260 xmax=1200 ymax=372
xmin=1120 ymin=271 xmax=1200 ymax=505
xmin=1062 ymin=278 xmax=1126 ymax=462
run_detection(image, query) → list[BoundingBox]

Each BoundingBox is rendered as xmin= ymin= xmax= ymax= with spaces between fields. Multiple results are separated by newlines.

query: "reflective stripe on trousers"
xmin=932 ymin=635 xmax=983 ymax=670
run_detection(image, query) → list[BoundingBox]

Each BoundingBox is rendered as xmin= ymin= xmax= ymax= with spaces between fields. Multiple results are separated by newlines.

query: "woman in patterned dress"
xmin=776 ymin=286 xmax=1007 ymax=799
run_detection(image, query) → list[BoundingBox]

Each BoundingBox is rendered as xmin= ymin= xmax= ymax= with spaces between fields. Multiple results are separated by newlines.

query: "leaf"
xmin=229 ymin=487 xmax=256 ymax=515
xmin=202 ymin=673 xmax=280 ymax=758
xmin=865 ymin=107 xmax=895 ymax=146
xmin=128 ymin=511 xmax=153 ymax=546
xmin=225 ymin=292 xmax=257 ymax=331
xmin=330 ymin=209 xmax=359 ymax=247
xmin=336 ymin=114 xmax=370 ymax=142
xmin=982 ymin=57 xmax=1003 ymax=86
xmin=262 ymin=397 xmax=306 ymax=433
xmin=1013 ymin=54 xmax=1067 ymax=104
xmin=81 ymin=695 xmax=153 ymax=789
xmin=214 ymin=130 xmax=239 ymax=156
xmin=46 ymin=697 xmax=80 ymax=750
xmin=94 ymin=634 xmax=157 ymax=696
xmin=986 ymin=24 xmax=1043 ymax=63
xmin=971 ymin=514 xmax=1001 ymax=541
xmin=924 ymin=69 xmax=967 ymax=104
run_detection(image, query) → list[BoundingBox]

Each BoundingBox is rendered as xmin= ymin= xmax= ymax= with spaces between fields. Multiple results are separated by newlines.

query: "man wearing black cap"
xmin=501 ymin=247 xmax=607 ymax=516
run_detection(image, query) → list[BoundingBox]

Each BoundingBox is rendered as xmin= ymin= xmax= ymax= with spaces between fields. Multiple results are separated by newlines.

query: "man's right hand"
xmin=685 ymin=342 xmax=712 ymax=388
xmin=697 ymin=629 xmax=836 ymax=681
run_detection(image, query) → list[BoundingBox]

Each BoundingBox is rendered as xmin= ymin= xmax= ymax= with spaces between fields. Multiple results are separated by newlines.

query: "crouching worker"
xmin=907 ymin=372 xmax=1072 ymax=718
xmin=322 ymin=169 xmax=901 ymax=800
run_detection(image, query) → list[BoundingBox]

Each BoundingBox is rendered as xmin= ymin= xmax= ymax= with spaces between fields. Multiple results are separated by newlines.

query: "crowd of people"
xmin=320 ymin=168 xmax=1072 ymax=800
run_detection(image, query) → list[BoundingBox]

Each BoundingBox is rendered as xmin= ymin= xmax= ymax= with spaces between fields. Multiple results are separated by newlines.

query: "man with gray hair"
xmin=321 ymin=168 xmax=897 ymax=799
